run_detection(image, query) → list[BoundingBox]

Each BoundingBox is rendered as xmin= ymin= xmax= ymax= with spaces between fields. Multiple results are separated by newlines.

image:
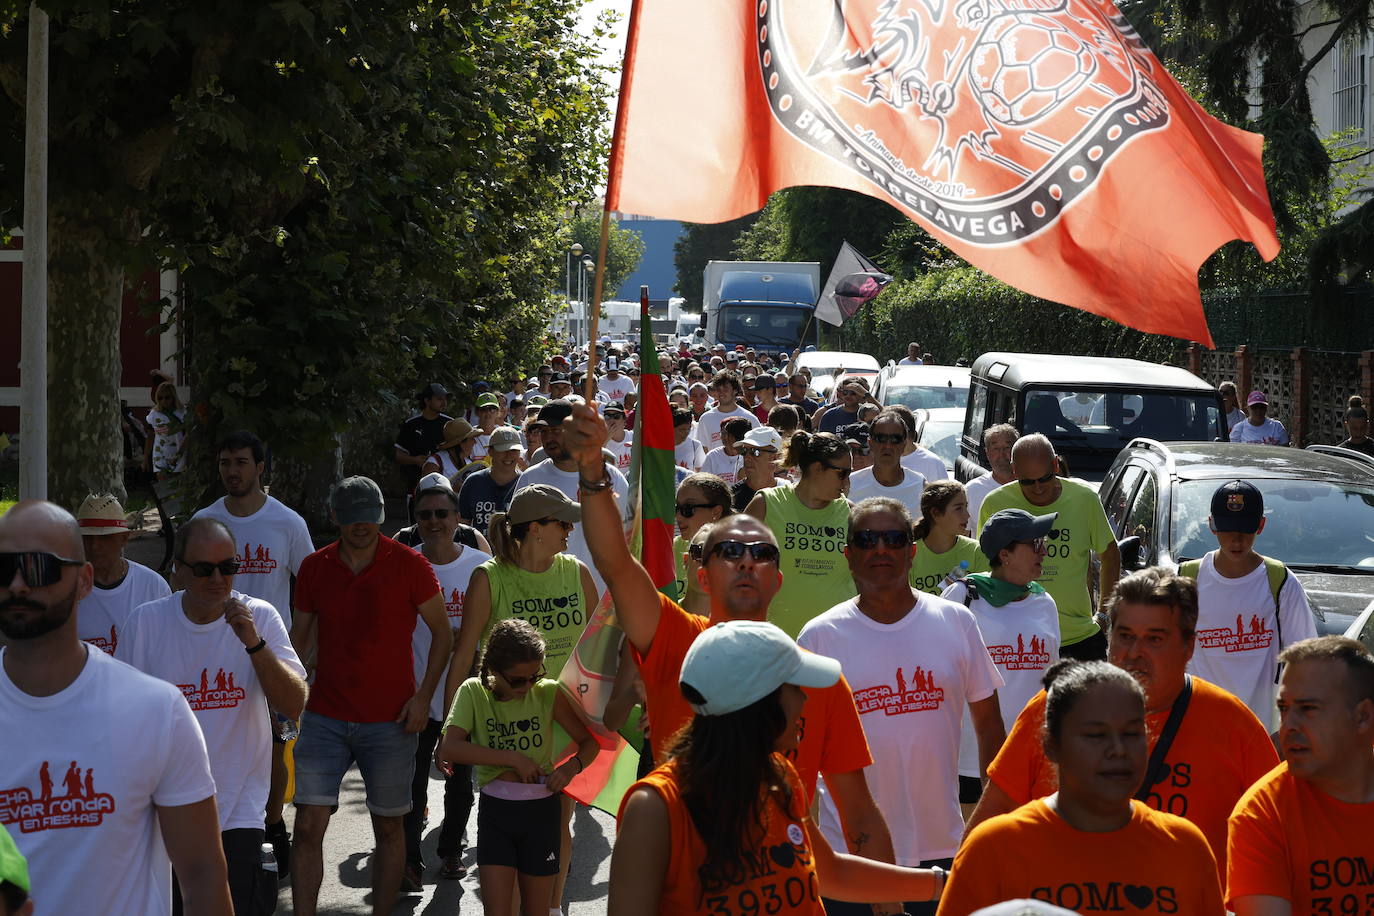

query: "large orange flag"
xmin=607 ymin=0 xmax=1281 ymax=347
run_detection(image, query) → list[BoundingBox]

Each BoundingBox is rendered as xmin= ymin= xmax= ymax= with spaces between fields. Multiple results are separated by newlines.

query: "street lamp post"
xmin=583 ymin=257 xmax=595 ymax=349
xmin=567 ymin=242 xmax=583 ymax=343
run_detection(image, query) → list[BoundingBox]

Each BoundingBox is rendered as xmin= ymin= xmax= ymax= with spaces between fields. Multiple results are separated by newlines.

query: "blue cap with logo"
xmin=1210 ymin=479 xmax=1263 ymax=532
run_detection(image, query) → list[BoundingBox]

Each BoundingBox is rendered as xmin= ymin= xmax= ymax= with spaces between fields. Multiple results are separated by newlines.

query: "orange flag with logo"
xmin=606 ymin=0 xmax=1280 ymax=347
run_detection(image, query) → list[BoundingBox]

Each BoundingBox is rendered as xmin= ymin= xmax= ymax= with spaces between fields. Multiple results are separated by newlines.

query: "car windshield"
xmin=1023 ymin=388 xmax=1223 ymax=473
xmin=1173 ymin=478 xmax=1374 ymax=568
xmin=717 ymin=305 xmax=812 ymax=347
xmin=886 ymin=383 xmax=969 ymax=411
xmin=921 ymin=418 xmax=964 ymax=470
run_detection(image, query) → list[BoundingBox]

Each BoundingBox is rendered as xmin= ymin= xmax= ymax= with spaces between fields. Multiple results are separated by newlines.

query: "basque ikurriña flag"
xmin=606 ymin=0 xmax=1281 ymax=347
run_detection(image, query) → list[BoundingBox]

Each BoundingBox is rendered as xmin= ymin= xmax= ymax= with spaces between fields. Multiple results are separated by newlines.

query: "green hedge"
xmin=843 ymin=268 xmax=1179 ymax=365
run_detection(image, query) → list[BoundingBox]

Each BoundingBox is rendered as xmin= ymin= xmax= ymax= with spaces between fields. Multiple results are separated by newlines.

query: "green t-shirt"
xmin=672 ymin=534 xmax=688 ymax=603
xmin=909 ymin=535 xmax=989 ymax=595
xmin=762 ymin=484 xmax=856 ymax=638
xmin=481 ymin=554 xmax=586 ymax=678
xmin=978 ymin=478 xmax=1114 ymax=645
xmin=445 ymin=676 xmax=560 ymax=787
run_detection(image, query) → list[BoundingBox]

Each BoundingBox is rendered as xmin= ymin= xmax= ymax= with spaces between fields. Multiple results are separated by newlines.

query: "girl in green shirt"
xmin=910 ymin=480 xmax=989 ymax=594
xmin=439 ymin=619 xmax=598 ymax=916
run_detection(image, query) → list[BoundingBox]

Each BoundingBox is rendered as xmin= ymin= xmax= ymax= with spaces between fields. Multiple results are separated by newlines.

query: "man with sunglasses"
xmin=798 ymin=498 xmax=1005 ymax=916
xmin=977 ymin=433 xmax=1120 ymax=660
xmin=289 ymin=477 xmax=451 ymax=916
xmin=732 ymin=426 xmax=786 ymax=511
xmin=562 ymin=406 xmax=900 ymax=913
xmin=119 ymin=518 xmax=308 ymax=914
xmin=816 ymin=378 xmax=869 ymax=435
xmin=0 ymin=501 xmax=233 ymax=915
xmin=782 ymin=373 xmax=821 ymax=431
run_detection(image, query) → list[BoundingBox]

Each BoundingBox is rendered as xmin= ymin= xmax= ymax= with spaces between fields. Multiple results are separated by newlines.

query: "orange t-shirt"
xmin=986 ymin=676 xmax=1277 ymax=880
xmin=1227 ymin=761 xmax=1374 ymax=912
xmin=621 ymin=755 xmax=826 ymax=916
xmin=635 ymin=593 xmax=872 ymax=800
xmin=937 ymin=799 xmax=1223 ymax=915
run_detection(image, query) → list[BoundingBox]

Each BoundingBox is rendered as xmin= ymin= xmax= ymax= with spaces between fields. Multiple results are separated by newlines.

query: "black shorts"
xmin=958 ymin=775 xmax=984 ymax=805
xmin=477 ymin=791 xmax=561 ymax=876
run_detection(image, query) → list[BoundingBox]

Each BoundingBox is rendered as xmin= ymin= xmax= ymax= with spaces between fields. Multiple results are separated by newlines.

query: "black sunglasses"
xmin=675 ymin=503 xmax=716 ymax=518
xmin=708 ymin=540 xmax=781 ymax=564
xmin=1017 ymin=472 xmax=1056 ymax=486
xmin=851 ymin=529 xmax=912 ymax=550
xmin=822 ymin=462 xmax=853 ymax=480
xmin=500 ymin=666 xmax=546 ymax=689
xmin=871 ymin=432 xmax=906 ymax=444
xmin=737 ymin=446 xmax=777 ymax=458
xmin=0 ymin=551 xmax=83 ymax=588
xmin=186 ymin=559 xmax=241 ymax=578
xmin=416 ymin=508 xmax=452 ymax=521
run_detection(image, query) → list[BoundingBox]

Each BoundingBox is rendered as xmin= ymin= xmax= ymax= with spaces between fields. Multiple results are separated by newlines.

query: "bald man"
xmin=0 ymin=501 xmax=232 ymax=915
xmin=564 ymin=405 xmax=906 ymax=916
xmin=976 ymin=434 xmax=1120 ymax=660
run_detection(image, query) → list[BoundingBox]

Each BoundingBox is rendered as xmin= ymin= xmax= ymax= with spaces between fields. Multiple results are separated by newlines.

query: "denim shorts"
xmin=292 ymin=711 xmax=417 ymax=816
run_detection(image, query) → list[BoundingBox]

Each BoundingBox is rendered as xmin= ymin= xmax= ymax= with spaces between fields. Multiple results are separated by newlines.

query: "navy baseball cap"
xmin=979 ymin=508 xmax=1058 ymax=562
xmin=1210 ymin=480 xmax=1264 ymax=532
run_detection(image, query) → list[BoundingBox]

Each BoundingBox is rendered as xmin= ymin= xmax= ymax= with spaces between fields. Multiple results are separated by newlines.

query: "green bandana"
xmin=965 ymin=572 xmax=1046 ymax=608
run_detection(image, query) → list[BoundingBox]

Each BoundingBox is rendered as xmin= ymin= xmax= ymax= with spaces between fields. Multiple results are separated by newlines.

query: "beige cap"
xmin=507 ymin=484 xmax=581 ymax=525
xmin=488 ymin=426 xmax=523 ymax=452
xmin=437 ymin=418 xmax=480 ymax=450
xmin=75 ymin=494 xmax=130 ymax=536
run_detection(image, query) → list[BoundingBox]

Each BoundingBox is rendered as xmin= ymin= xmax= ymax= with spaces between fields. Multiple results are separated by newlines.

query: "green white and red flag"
xmin=556 ymin=287 xmax=675 ymax=811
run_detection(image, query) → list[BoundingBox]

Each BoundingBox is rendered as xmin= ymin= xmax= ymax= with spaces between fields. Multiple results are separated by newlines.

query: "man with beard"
xmin=193 ymin=429 xmax=315 ymax=872
xmin=0 ymin=501 xmax=232 ymax=914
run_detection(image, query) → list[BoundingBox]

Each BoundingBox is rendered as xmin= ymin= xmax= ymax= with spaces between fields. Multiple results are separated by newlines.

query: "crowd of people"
xmin=1 ymin=336 xmax=1372 ymax=916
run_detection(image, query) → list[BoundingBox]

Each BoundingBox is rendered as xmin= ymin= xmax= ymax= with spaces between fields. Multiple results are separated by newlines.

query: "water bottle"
xmin=941 ymin=560 xmax=971 ymax=589
xmin=261 ymin=842 xmax=278 ymax=875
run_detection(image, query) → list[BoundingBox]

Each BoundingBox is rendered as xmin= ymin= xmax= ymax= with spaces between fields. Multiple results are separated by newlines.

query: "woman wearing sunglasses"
xmin=439 ymin=618 xmax=599 ymax=916
xmin=672 ymin=474 xmax=734 ymax=605
xmin=744 ymin=431 xmax=856 ymax=638
xmin=847 ymin=409 xmax=927 ymax=512
xmin=936 ymin=661 xmax=1223 ymax=915
xmin=609 ymin=620 xmax=947 ymax=914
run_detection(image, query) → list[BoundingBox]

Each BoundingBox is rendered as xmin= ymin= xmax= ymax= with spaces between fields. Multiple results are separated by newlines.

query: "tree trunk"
xmin=46 ymin=202 xmax=127 ymax=511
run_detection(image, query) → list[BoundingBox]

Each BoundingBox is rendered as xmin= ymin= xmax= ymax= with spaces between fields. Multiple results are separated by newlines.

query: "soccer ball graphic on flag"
xmin=969 ymin=13 xmax=1098 ymax=127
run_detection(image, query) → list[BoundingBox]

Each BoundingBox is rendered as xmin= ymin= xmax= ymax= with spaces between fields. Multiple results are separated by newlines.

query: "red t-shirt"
xmin=634 ymin=593 xmax=872 ymax=801
xmin=297 ymin=535 xmax=442 ymax=722
xmin=986 ymin=676 xmax=1277 ymax=881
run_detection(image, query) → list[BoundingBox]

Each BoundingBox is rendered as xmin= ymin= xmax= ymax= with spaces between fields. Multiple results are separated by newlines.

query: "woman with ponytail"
xmin=744 ymin=430 xmax=855 ymax=637
xmin=609 ymin=621 xmax=949 ymax=914
xmin=909 ymin=481 xmax=988 ymax=595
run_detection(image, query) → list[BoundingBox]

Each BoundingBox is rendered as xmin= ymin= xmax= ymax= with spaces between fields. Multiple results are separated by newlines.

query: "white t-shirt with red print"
xmin=193 ymin=495 xmax=314 ymax=627
xmin=413 ymin=547 xmax=492 ymax=721
xmin=0 ymin=644 xmax=216 ymax=916
xmin=77 ymin=559 xmax=170 ymax=656
xmin=797 ymin=594 xmax=1003 ymax=863
xmin=942 ymin=580 xmax=1060 ymax=778
xmin=117 ymin=590 xmax=304 ymax=831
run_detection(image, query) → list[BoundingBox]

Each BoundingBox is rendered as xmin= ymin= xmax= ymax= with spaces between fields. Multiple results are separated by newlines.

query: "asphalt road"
xmin=276 ymin=764 xmax=615 ymax=914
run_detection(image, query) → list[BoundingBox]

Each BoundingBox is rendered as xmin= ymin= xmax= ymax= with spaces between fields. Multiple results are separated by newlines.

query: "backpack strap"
xmin=456 ymin=524 xmax=479 ymax=549
xmin=1262 ymin=556 xmax=1289 ymax=678
xmin=1135 ymin=675 xmax=1192 ymax=801
xmin=960 ymin=580 xmax=977 ymax=608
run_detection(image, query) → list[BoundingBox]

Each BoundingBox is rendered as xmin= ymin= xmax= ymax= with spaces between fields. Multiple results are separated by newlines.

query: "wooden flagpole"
xmin=584 ymin=0 xmax=642 ymax=405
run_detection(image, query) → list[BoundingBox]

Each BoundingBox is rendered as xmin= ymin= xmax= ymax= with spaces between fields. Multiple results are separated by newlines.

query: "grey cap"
xmin=488 ymin=426 xmax=523 ymax=452
xmin=507 ymin=484 xmax=581 ymax=525
xmin=332 ymin=476 xmax=386 ymax=526
xmin=979 ymin=508 xmax=1057 ymax=562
